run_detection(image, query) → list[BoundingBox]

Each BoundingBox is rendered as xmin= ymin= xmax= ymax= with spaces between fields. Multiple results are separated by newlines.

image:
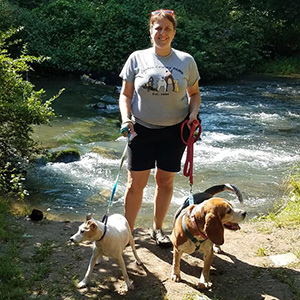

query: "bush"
xmin=0 ymin=28 xmax=61 ymax=197
xmin=0 ymin=0 xmax=270 ymax=81
xmin=0 ymin=0 xmax=298 ymax=80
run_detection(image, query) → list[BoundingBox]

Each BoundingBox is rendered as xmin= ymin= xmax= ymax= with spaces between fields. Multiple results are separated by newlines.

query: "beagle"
xmin=174 ymin=183 xmax=243 ymax=221
xmin=70 ymin=214 xmax=141 ymax=291
xmin=170 ymin=197 xmax=246 ymax=289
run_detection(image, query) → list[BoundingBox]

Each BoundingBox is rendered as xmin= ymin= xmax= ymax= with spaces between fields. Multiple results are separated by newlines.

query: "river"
xmin=25 ymin=74 xmax=300 ymax=229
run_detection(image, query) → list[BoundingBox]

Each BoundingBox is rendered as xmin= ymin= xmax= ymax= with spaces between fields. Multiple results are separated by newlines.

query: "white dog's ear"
xmin=86 ymin=213 xmax=93 ymax=221
xmin=87 ymin=220 xmax=98 ymax=231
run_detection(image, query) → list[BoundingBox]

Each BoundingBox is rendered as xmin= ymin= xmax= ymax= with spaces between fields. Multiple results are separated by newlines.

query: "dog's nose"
xmin=70 ymin=238 xmax=74 ymax=242
xmin=242 ymin=211 xmax=247 ymax=218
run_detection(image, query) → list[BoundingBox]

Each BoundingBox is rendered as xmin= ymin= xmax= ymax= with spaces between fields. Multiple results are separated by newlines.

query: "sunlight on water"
xmin=26 ymin=75 xmax=300 ymax=227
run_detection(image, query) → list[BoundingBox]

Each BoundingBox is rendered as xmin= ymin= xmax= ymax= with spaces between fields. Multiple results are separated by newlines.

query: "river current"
xmin=26 ymin=75 xmax=300 ymax=228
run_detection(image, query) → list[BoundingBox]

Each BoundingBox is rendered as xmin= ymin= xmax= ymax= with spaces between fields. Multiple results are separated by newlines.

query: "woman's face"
xmin=150 ymin=17 xmax=176 ymax=51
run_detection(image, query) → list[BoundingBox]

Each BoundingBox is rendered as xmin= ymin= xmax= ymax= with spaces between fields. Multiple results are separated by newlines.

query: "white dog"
xmin=70 ymin=214 xmax=141 ymax=290
xmin=157 ymin=76 xmax=167 ymax=92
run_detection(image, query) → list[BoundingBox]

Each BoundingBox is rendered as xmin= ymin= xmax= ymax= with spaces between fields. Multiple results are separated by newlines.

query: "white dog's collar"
xmin=97 ymin=223 xmax=107 ymax=241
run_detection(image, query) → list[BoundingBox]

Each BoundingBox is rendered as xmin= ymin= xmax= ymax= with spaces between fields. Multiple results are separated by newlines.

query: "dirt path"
xmin=16 ymin=216 xmax=300 ymax=300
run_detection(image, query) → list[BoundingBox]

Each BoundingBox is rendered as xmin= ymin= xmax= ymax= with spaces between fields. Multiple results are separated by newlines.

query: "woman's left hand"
xmin=187 ymin=116 xmax=199 ymax=129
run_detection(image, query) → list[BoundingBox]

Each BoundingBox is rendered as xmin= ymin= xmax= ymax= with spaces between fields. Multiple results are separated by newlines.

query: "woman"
xmin=119 ymin=9 xmax=201 ymax=247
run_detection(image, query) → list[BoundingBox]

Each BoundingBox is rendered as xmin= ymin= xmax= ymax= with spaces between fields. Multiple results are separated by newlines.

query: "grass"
xmin=0 ymin=201 xmax=28 ymax=299
xmin=256 ymin=162 xmax=300 ymax=230
xmin=255 ymin=56 xmax=300 ymax=76
xmin=0 ymin=201 xmax=59 ymax=299
xmin=256 ymin=245 xmax=268 ymax=257
xmin=270 ymin=163 xmax=300 ymax=228
xmin=270 ymin=269 xmax=300 ymax=299
xmin=253 ymin=162 xmax=300 ymax=299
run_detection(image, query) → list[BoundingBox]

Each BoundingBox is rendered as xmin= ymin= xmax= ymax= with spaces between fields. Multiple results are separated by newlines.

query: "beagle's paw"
xmin=171 ymin=273 xmax=181 ymax=282
xmin=197 ymin=281 xmax=212 ymax=290
xmin=213 ymin=244 xmax=222 ymax=254
xmin=126 ymin=281 xmax=135 ymax=291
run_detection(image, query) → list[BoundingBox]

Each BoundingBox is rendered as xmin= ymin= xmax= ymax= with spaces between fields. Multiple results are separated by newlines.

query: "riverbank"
xmin=1 ymin=202 xmax=300 ymax=300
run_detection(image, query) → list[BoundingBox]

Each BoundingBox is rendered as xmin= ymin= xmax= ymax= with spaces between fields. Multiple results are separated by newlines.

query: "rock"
xmin=29 ymin=209 xmax=44 ymax=221
xmin=93 ymin=102 xmax=107 ymax=110
xmin=48 ymin=149 xmax=80 ymax=163
xmin=269 ymin=253 xmax=299 ymax=266
xmin=80 ymin=74 xmax=105 ymax=85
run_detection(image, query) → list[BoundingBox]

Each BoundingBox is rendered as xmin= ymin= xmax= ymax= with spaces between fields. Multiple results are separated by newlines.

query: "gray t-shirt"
xmin=119 ymin=47 xmax=200 ymax=128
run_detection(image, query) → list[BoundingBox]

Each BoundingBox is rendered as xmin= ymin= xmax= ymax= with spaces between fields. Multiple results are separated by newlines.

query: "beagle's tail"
xmin=174 ymin=184 xmax=243 ymax=221
xmin=202 ymin=183 xmax=243 ymax=204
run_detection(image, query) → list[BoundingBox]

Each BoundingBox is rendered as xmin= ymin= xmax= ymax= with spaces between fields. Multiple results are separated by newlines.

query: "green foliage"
xmin=0 ymin=202 xmax=55 ymax=299
xmin=0 ymin=201 xmax=27 ymax=299
xmin=290 ymin=163 xmax=300 ymax=196
xmin=0 ymin=28 xmax=60 ymax=197
xmin=259 ymin=56 xmax=300 ymax=75
xmin=270 ymin=269 xmax=300 ymax=299
xmin=1 ymin=0 xmax=298 ymax=80
xmin=266 ymin=162 xmax=300 ymax=228
xmin=173 ymin=0 xmax=266 ymax=79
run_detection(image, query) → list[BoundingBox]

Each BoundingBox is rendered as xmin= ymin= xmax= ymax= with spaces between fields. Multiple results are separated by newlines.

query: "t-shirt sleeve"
xmin=187 ymin=56 xmax=200 ymax=87
xmin=119 ymin=52 xmax=136 ymax=82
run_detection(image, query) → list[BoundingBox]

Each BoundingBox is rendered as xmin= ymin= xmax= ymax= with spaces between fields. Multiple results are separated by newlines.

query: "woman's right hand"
xmin=120 ymin=121 xmax=134 ymax=137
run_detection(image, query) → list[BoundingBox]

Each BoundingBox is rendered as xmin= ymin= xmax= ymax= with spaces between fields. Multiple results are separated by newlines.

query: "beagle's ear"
xmin=204 ymin=212 xmax=224 ymax=245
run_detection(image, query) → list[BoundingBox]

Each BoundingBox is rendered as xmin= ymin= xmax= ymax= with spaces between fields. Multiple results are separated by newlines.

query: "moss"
xmin=90 ymin=146 xmax=120 ymax=159
xmin=48 ymin=149 xmax=80 ymax=163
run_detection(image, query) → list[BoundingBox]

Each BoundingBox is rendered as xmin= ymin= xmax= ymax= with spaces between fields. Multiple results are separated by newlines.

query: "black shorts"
xmin=127 ymin=117 xmax=190 ymax=172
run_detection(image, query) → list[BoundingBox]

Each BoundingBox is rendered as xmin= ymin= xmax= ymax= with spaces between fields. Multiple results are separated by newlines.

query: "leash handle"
xmin=120 ymin=126 xmax=130 ymax=136
xmin=181 ymin=119 xmax=201 ymax=186
xmin=180 ymin=119 xmax=201 ymax=145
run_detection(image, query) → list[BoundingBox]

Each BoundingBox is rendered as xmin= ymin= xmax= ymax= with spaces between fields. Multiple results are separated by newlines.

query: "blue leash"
xmin=102 ymin=128 xmax=130 ymax=225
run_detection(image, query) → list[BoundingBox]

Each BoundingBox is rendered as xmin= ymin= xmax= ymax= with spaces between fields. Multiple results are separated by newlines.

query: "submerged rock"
xmin=90 ymin=146 xmax=120 ymax=159
xmin=80 ymin=74 xmax=106 ymax=85
xmin=93 ymin=102 xmax=107 ymax=110
xmin=48 ymin=149 xmax=81 ymax=163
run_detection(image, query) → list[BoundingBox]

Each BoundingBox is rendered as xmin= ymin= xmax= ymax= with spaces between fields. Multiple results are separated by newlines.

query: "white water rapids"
xmin=27 ymin=75 xmax=300 ymax=228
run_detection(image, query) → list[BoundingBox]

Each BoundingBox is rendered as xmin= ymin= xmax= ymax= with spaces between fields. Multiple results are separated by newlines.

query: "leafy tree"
xmin=235 ymin=0 xmax=300 ymax=57
xmin=0 ymin=28 xmax=61 ymax=198
xmin=0 ymin=0 xmax=298 ymax=80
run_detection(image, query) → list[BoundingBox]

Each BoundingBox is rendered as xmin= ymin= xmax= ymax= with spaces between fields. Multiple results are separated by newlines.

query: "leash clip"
xmin=189 ymin=182 xmax=193 ymax=195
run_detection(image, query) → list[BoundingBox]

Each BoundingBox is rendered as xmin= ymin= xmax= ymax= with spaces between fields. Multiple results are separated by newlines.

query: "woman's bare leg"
xmin=153 ymin=168 xmax=175 ymax=230
xmin=124 ymin=170 xmax=150 ymax=231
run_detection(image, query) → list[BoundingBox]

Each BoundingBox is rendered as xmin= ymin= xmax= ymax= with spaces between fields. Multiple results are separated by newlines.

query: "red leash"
xmin=181 ymin=119 xmax=201 ymax=186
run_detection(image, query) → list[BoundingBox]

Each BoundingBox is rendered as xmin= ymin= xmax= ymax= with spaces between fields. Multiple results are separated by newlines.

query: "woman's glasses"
xmin=151 ymin=9 xmax=175 ymax=17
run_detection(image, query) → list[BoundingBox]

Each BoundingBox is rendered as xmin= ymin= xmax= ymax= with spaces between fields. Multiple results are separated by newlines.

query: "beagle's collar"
xmin=190 ymin=205 xmax=207 ymax=240
xmin=182 ymin=213 xmax=207 ymax=250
